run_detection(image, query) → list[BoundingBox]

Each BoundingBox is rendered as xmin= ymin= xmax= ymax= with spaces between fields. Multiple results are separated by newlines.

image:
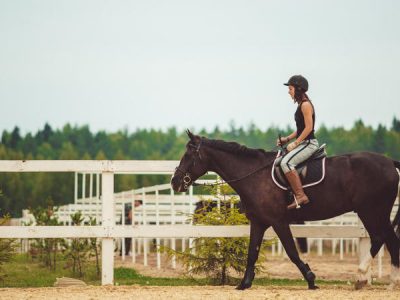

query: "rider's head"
xmin=284 ymin=75 xmax=309 ymax=103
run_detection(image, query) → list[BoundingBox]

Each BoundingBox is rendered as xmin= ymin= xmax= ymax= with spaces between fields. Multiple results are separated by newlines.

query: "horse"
xmin=171 ymin=130 xmax=400 ymax=290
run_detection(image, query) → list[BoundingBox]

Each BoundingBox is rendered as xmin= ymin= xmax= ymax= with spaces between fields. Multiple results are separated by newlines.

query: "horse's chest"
xmin=244 ymin=199 xmax=284 ymax=224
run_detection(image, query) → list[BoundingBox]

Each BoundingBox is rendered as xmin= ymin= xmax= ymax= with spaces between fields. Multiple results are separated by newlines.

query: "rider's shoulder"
xmin=300 ymin=100 xmax=313 ymax=109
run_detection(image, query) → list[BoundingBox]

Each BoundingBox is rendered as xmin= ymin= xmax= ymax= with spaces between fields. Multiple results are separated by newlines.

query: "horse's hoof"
xmin=236 ymin=281 xmax=252 ymax=290
xmin=308 ymin=285 xmax=319 ymax=290
xmin=354 ymin=280 xmax=368 ymax=290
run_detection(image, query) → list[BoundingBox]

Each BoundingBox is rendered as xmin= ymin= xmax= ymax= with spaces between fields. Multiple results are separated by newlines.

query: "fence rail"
xmin=0 ymin=160 xmax=178 ymax=173
xmin=0 ymin=225 xmax=368 ymax=239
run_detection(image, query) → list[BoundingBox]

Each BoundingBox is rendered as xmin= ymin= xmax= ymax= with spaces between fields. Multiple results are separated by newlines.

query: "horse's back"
xmin=328 ymin=151 xmax=397 ymax=181
xmin=293 ymin=151 xmax=399 ymax=221
xmin=326 ymin=151 xmax=399 ymax=210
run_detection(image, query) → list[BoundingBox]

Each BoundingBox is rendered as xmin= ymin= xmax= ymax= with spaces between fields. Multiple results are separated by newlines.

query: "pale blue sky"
xmin=0 ymin=0 xmax=399 ymax=134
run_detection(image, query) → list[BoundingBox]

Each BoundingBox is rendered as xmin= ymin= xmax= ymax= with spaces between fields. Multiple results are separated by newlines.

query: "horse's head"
xmin=171 ymin=130 xmax=209 ymax=192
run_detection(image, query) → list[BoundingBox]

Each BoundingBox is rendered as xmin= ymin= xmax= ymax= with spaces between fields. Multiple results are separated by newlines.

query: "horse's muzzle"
xmin=170 ymin=175 xmax=185 ymax=192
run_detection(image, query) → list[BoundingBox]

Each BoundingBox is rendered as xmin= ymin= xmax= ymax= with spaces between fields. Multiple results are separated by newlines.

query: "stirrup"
xmin=291 ymin=197 xmax=301 ymax=209
xmin=294 ymin=198 xmax=301 ymax=209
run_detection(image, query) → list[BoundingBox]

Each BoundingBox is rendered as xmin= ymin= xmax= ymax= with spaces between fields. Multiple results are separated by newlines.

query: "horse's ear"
xmin=186 ymin=129 xmax=195 ymax=141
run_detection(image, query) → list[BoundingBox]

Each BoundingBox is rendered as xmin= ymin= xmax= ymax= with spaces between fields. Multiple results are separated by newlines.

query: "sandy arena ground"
xmin=1 ymin=252 xmax=400 ymax=299
xmin=1 ymin=285 xmax=400 ymax=300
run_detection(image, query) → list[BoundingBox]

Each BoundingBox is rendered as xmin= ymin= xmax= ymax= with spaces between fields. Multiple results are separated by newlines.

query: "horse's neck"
xmin=209 ymin=150 xmax=272 ymax=184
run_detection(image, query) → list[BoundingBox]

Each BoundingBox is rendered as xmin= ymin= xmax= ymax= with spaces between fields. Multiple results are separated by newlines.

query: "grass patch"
xmin=1 ymin=254 xmax=362 ymax=288
xmin=114 ymin=268 xmax=208 ymax=286
xmin=1 ymin=254 xmax=100 ymax=287
xmin=254 ymin=277 xmax=348 ymax=286
xmin=113 ymin=267 xmax=350 ymax=287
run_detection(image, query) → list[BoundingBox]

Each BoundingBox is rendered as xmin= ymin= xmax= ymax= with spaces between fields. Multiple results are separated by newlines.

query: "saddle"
xmin=272 ymin=144 xmax=327 ymax=190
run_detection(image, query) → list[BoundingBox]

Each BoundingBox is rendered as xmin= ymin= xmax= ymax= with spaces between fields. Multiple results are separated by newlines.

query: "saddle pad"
xmin=272 ymin=156 xmax=326 ymax=190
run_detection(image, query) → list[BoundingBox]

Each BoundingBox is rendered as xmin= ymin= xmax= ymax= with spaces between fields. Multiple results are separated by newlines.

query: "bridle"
xmin=174 ymin=138 xmax=277 ymax=189
xmin=174 ymin=139 xmax=203 ymax=190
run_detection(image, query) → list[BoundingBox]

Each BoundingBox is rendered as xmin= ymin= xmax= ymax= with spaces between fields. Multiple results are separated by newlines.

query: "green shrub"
xmin=61 ymin=211 xmax=91 ymax=278
xmin=88 ymin=216 xmax=101 ymax=277
xmin=28 ymin=204 xmax=62 ymax=270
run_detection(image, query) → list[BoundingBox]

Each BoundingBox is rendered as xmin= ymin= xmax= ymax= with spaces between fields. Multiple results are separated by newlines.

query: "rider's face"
xmin=288 ymin=85 xmax=295 ymax=99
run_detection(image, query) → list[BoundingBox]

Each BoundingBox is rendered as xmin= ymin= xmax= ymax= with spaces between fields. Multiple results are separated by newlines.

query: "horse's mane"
xmin=202 ymin=138 xmax=271 ymax=157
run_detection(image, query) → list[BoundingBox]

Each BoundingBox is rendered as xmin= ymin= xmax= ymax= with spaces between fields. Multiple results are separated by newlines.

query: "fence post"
xmin=89 ymin=173 xmax=93 ymax=200
xmin=170 ymin=188 xmax=176 ymax=269
xmin=82 ymin=173 xmax=86 ymax=199
xmin=102 ymin=171 xmax=115 ymax=285
xmin=74 ymin=172 xmax=78 ymax=204
xmin=122 ymin=197 xmax=126 ymax=262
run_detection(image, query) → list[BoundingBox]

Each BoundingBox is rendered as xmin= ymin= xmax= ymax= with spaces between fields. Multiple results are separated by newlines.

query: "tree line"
xmin=1 ymin=118 xmax=399 ymax=217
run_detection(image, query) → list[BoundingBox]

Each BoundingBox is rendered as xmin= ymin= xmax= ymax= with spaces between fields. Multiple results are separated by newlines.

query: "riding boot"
xmin=285 ymin=170 xmax=309 ymax=209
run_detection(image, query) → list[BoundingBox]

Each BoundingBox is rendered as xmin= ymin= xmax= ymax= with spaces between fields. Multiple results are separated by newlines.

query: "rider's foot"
xmin=287 ymin=195 xmax=309 ymax=209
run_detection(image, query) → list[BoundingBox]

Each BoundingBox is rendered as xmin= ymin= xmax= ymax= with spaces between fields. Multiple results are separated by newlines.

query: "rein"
xmin=192 ymin=161 xmax=273 ymax=187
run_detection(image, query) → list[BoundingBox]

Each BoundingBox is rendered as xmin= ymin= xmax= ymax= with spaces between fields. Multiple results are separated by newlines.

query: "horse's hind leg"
xmin=356 ymin=211 xmax=397 ymax=289
xmin=273 ymin=223 xmax=318 ymax=289
xmin=385 ymin=227 xmax=400 ymax=289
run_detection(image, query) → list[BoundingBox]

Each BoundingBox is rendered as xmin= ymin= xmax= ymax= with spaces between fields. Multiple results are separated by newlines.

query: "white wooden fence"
xmin=0 ymin=160 xmax=372 ymax=285
xmin=18 ymin=183 xmax=376 ymax=269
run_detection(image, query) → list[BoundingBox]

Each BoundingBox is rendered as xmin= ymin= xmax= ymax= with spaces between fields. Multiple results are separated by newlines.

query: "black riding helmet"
xmin=283 ymin=75 xmax=308 ymax=92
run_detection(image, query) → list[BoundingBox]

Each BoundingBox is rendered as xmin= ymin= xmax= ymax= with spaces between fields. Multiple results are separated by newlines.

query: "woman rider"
xmin=277 ymin=75 xmax=319 ymax=209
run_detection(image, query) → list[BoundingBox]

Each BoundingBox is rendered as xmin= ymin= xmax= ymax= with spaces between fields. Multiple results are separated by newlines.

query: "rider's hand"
xmin=287 ymin=141 xmax=299 ymax=152
xmin=276 ymin=136 xmax=289 ymax=146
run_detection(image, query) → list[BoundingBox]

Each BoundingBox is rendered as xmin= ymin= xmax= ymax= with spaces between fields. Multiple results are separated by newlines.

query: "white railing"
xmin=0 ymin=160 xmax=371 ymax=285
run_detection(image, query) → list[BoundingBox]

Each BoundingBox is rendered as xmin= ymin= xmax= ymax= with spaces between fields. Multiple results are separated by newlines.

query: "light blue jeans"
xmin=280 ymin=139 xmax=319 ymax=173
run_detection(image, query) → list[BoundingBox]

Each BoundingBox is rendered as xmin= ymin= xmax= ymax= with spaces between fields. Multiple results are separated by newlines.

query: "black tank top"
xmin=295 ymin=100 xmax=316 ymax=140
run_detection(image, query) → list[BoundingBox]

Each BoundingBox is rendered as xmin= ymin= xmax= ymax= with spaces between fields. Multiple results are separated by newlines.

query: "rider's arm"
xmin=286 ymin=131 xmax=297 ymax=141
xmin=277 ymin=131 xmax=296 ymax=145
xmin=294 ymin=102 xmax=313 ymax=144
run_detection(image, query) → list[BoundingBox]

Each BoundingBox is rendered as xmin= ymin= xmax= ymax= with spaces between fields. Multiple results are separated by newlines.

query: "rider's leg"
xmin=285 ymin=170 xmax=309 ymax=209
xmin=280 ymin=139 xmax=318 ymax=209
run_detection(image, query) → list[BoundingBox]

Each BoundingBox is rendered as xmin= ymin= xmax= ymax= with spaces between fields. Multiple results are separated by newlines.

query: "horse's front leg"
xmin=236 ymin=220 xmax=268 ymax=290
xmin=273 ymin=222 xmax=318 ymax=289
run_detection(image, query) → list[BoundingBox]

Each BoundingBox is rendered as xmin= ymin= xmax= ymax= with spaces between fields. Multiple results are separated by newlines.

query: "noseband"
xmin=174 ymin=139 xmax=203 ymax=190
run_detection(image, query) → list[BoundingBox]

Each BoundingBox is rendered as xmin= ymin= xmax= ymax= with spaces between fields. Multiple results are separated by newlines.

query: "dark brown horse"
xmin=171 ymin=131 xmax=400 ymax=290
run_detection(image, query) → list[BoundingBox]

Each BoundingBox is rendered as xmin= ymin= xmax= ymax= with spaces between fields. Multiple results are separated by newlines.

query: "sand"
xmin=0 ymin=285 xmax=399 ymax=300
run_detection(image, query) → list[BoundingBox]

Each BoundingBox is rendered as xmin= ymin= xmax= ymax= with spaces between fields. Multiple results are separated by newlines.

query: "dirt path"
xmin=1 ymin=285 xmax=399 ymax=300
